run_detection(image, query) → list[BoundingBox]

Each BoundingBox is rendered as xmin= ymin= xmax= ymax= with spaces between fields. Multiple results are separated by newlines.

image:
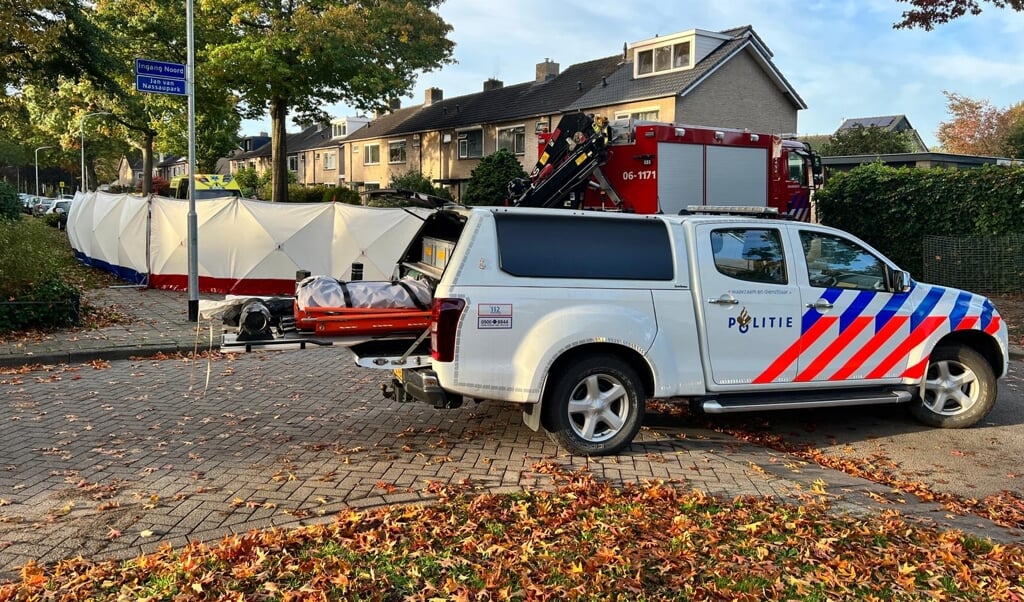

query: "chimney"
xmin=536 ymin=58 xmax=560 ymax=82
xmin=483 ymin=78 xmax=503 ymax=91
xmin=389 ymin=98 xmax=401 ymax=111
xmin=425 ymin=87 xmax=443 ymax=106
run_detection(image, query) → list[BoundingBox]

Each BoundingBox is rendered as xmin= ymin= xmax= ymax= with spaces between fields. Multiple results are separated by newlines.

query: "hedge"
xmin=815 ymin=163 xmax=1024 ymax=278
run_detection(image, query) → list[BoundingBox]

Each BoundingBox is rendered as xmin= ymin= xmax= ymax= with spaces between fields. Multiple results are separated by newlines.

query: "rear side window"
xmin=710 ymin=228 xmax=787 ymax=284
xmin=494 ymin=214 xmax=673 ymax=280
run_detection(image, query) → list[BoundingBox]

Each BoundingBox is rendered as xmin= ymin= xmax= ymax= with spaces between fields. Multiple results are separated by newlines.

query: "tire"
xmin=542 ymin=354 xmax=645 ymax=455
xmin=909 ymin=345 xmax=996 ymax=428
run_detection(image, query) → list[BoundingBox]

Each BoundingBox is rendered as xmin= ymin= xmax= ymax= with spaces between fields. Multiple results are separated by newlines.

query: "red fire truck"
xmin=509 ymin=113 xmax=823 ymax=221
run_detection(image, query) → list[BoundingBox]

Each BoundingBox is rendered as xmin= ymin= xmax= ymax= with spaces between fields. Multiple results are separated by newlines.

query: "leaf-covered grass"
xmin=2 ymin=465 xmax=1022 ymax=601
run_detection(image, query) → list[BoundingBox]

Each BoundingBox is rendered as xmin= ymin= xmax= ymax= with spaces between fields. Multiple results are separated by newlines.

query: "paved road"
xmin=720 ymin=365 xmax=1023 ymax=500
xmin=1 ymin=346 xmax=1021 ymax=580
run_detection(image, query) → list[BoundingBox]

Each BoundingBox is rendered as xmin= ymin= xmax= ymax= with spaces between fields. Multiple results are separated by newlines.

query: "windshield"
xmin=193 ymin=189 xmax=242 ymax=200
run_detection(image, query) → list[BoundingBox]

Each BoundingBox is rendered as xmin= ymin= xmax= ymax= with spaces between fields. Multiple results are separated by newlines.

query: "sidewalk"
xmin=0 ymin=287 xmax=223 ymax=368
xmin=2 ymin=285 xmax=1022 ymax=368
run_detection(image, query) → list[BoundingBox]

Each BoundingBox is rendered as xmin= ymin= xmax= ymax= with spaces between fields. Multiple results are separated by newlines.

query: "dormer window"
xmin=636 ymin=40 xmax=691 ymax=77
xmin=332 ymin=122 xmax=347 ymax=138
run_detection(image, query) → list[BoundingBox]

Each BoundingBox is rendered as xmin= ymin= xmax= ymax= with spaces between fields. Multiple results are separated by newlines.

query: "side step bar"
xmin=700 ymin=389 xmax=913 ymax=414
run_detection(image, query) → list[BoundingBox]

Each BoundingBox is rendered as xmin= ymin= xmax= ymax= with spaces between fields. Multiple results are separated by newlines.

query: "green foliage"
xmin=43 ymin=212 xmax=62 ymax=228
xmin=0 ymin=217 xmax=81 ymax=331
xmin=389 ymin=169 xmax=453 ymax=200
xmin=461 ymin=150 xmax=528 ymax=206
xmin=820 ymin=126 xmax=916 ymax=156
xmin=0 ymin=277 xmax=80 ymax=332
xmin=816 ymin=163 xmax=1024 ymax=277
xmin=282 ymin=184 xmax=336 ymax=203
xmin=232 ymin=167 xmax=267 ymax=195
xmin=204 ymin=0 xmax=455 ymax=201
xmin=0 ymin=218 xmax=64 ymax=297
xmin=321 ymin=186 xmax=361 ymax=204
xmin=0 ymin=181 xmax=21 ymax=221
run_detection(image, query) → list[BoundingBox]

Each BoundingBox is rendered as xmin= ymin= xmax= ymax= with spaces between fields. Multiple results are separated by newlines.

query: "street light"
xmin=34 ymin=145 xmax=55 ymax=197
xmin=80 ymin=111 xmax=112 ymax=192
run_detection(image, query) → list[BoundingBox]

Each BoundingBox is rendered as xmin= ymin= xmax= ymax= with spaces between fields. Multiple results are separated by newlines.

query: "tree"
xmin=462 ymin=150 xmax=528 ymax=206
xmin=1 ymin=0 xmax=117 ymax=89
xmin=819 ymin=126 xmax=916 ymax=156
xmin=89 ymin=0 xmax=241 ymax=193
xmin=205 ymin=0 xmax=455 ymax=202
xmin=894 ymin=0 xmax=1024 ymax=30
xmin=936 ymin=91 xmax=1024 ymax=157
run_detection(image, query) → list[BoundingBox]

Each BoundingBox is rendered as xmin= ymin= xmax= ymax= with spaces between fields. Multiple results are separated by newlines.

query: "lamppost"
xmin=80 ymin=111 xmax=112 ymax=192
xmin=34 ymin=145 xmax=55 ymax=197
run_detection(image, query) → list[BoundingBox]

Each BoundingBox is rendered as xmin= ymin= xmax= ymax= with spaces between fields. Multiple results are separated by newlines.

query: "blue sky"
xmin=241 ymin=0 xmax=1024 ymax=151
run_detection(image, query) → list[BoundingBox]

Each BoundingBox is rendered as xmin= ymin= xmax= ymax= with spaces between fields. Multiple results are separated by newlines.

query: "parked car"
xmin=33 ymin=198 xmax=55 ymax=216
xmin=46 ymin=200 xmax=72 ymax=215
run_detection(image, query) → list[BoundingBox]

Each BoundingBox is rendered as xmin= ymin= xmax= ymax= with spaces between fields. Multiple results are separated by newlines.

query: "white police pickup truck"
xmin=351 ymin=206 xmax=1010 ymax=456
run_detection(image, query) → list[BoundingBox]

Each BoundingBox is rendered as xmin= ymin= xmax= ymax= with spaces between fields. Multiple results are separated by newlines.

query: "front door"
xmin=696 ymin=225 xmax=802 ymax=386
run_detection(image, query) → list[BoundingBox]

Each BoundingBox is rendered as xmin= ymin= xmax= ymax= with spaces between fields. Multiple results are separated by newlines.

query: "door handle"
xmin=708 ymin=296 xmax=739 ymax=305
xmin=806 ymin=299 xmax=834 ymax=310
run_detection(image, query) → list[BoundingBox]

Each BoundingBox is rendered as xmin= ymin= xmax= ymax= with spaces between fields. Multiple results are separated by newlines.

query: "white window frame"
xmin=388 ymin=140 xmax=407 ymax=164
xmin=634 ymin=39 xmax=692 ymax=79
xmin=364 ymin=143 xmax=381 ymax=165
xmin=364 ymin=181 xmax=381 ymax=191
xmin=457 ymin=129 xmax=484 ymax=159
xmin=287 ymin=155 xmax=299 ymax=172
xmin=497 ymin=125 xmax=526 ymax=155
xmin=323 ymin=151 xmax=337 ymax=170
xmin=332 ymin=123 xmax=347 ymax=138
xmin=614 ymin=108 xmax=661 ymax=122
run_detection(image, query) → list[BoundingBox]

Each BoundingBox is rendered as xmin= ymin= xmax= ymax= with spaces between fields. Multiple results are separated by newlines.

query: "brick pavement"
xmin=1 ymin=287 xmax=1022 ymax=580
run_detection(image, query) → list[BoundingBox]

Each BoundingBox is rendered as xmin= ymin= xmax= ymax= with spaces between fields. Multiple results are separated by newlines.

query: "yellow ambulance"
xmin=170 ymin=174 xmax=243 ymax=200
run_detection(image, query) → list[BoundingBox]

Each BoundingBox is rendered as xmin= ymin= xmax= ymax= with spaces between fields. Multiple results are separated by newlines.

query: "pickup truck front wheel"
xmin=910 ymin=345 xmax=996 ymax=428
xmin=543 ymin=354 xmax=644 ymax=456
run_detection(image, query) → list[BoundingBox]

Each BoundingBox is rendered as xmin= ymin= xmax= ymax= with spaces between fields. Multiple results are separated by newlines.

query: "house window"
xmin=458 ymin=130 xmax=483 ymax=159
xmin=364 ymin=144 xmax=381 ymax=165
xmin=615 ymin=109 xmax=660 ymax=122
xmin=497 ymin=126 xmax=526 ymax=155
xmin=635 ymin=40 xmax=692 ymax=78
xmin=364 ymin=182 xmax=380 ymax=191
xmin=673 ymin=42 xmax=691 ymax=68
xmin=288 ymin=155 xmax=299 ymax=172
xmin=388 ymin=140 xmax=407 ymax=164
xmin=332 ymin=123 xmax=347 ymax=138
xmin=637 ymin=49 xmax=654 ymax=75
xmin=323 ymin=152 xmax=337 ymax=170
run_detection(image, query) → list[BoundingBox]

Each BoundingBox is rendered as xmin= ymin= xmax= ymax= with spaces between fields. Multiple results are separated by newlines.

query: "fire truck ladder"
xmin=510 ymin=113 xmax=612 ymax=209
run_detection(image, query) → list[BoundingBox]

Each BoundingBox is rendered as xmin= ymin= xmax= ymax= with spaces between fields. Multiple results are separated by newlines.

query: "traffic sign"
xmin=136 ymin=74 xmax=187 ymax=96
xmin=135 ymin=58 xmax=186 ymax=80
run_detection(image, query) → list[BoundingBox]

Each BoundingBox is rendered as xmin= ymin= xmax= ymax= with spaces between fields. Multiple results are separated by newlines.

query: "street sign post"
xmin=134 ymin=58 xmax=187 ymax=96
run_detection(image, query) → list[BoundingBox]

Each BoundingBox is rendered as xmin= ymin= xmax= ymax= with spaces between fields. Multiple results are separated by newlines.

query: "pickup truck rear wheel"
xmin=910 ymin=345 xmax=996 ymax=428
xmin=543 ymin=354 xmax=644 ymax=456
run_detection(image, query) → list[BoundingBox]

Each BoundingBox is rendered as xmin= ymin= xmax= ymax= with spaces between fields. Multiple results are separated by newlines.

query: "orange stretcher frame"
xmin=294 ymin=302 xmax=431 ymax=336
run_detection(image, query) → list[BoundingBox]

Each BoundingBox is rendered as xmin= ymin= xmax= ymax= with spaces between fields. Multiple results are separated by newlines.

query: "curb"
xmin=0 ymin=343 xmax=219 ymax=368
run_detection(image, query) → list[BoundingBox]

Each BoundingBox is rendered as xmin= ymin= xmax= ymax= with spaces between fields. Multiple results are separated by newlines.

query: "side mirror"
xmin=885 ymin=266 xmax=912 ymax=293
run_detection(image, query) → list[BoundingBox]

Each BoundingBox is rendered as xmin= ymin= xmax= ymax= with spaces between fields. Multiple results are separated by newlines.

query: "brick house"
xmin=222 ymin=25 xmax=806 ymax=201
xmin=341 ymin=25 xmax=805 ymax=201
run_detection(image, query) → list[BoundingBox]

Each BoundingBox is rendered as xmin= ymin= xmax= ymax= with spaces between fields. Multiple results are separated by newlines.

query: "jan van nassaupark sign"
xmin=135 ymin=58 xmax=186 ymax=96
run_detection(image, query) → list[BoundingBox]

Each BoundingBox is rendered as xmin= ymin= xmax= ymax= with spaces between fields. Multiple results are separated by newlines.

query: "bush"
xmin=322 ymin=186 xmax=361 ymax=204
xmin=279 ymin=184 xmax=323 ymax=203
xmin=44 ymin=212 xmax=62 ymax=228
xmin=0 ymin=218 xmax=80 ymax=331
xmin=816 ymin=163 xmax=1024 ymax=277
xmin=389 ymin=170 xmax=453 ymax=201
xmin=0 ymin=277 xmax=80 ymax=331
xmin=0 ymin=218 xmax=64 ymax=297
xmin=0 ymin=181 xmax=21 ymax=221
xmin=462 ymin=150 xmax=528 ymax=206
